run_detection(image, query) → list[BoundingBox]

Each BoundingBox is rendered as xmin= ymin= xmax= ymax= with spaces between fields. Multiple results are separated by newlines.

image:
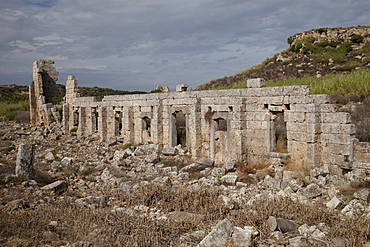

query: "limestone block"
xmin=306 ymin=113 xmax=320 ymax=123
xmin=301 ymin=183 xmax=322 ymax=198
xmin=290 ymin=95 xmax=312 ymax=104
xmin=232 ymin=226 xmax=253 ymax=247
xmin=244 ymin=88 xmax=259 ymax=97
xmin=285 ymin=112 xmax=305 ymax=123
xmin=320 ymin=104 xmax=338 ymax=113
xmin=41 ymin=181 xmax=68 ymax=194
xmin=247 ymin=121 xmax=267 ymax=130
xmin=311 ymin=94 xmax=330 ymax=104
xmin=247 ymin=78 xmax=266 ymax=88
xmin=259 ymin=96 xmax=284 ymax=105
xmin=16 ymin=144 xmax=35 ymax=179
xmin=221 ymin=173 xmax=238 ymax=185
xmin=326 ymin=196 xmax=342 ymax=209
xmin=298 ymin=224 xmax=326 ymax=239
xmin=283 ymin=85 xmax=310 ymax=96
xmin=263 ymin=87 xmax=284 ymax=97
xmin=198 ymin=218 xmax=233 ymax=247
xmin=267 ymin=216 xmax=296 ymax=233
xmin=75 ymin=196 xmax=107 ymax=208
xmin=322 ymin=112 xmax=351 ymax=124
xmin=245 ymin=112 xmax=268 ymax=121
xmin=244 ymin=97 xmax=259 ymax=104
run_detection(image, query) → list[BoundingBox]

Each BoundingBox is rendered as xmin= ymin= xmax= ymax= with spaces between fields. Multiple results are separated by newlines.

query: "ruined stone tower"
xmin=29 ymin=60 xmax=59 ymax=126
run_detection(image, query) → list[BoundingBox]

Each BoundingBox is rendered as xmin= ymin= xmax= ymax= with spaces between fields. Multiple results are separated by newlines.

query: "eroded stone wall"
xmin=30 ymin=59 xmax=60 ymax=126
xmin=61 ymin=76 xmax=359 ymax=167
xmin=29 ymin=60 xmax=369 ymax=167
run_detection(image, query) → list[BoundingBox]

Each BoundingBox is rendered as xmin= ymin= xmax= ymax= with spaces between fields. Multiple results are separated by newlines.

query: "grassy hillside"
xmin=0 ymin=84 xmax=147 ymax=121
xmin=196 ymin=30 xmax=370 ymax=91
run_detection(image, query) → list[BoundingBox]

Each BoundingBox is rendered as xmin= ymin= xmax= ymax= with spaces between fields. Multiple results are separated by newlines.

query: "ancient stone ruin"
xmin=30 ymin=60 xmax=370 ymax=168
xmin=29 ymin=60 xmax=61 ymax=126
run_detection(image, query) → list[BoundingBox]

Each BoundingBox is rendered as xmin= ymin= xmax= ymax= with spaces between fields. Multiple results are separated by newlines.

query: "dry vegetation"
xmin=1 ymin=181 xmax=369 ymax=246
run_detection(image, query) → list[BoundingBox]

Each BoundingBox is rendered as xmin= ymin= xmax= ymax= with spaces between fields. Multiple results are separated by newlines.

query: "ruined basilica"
xmin=30 ymin=60 xmax=369 ymax=169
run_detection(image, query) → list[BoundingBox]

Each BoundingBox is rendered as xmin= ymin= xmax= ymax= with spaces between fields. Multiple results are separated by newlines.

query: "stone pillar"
xmin=16 ymin=144 xmax=35 ymax=179
xmin=99 ymin=107 xmax=108 ymax=141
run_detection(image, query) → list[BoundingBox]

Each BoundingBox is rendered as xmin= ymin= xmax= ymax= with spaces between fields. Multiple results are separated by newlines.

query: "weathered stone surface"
xmin=42 ymin=181 xmax=68 ymax=194
xmin=354 ymin=188 xmax=369 ymax=202
xmin=6 ymin=199 xmax=30 ymax=211
xmin=16 ymin=144 xmax=35 ymax=179
xmin=61 ymin=157 xmax=73 ymax=166
xmin=326 ymin=196 xmax=343 ymax=210
xmin=301 ymin=183 xmax=322 ymax=198
xmin=180 ymin=158 xmax=214 ymax=173
xmin=329 ymin=237 xmax=347 ymax=247
xmin=288 ymin=236 xmax=307 ymax=246
xmin=264 ymin=175 xmax=281 ymax=190
xmin=267 ymin=216 xmax=296 ymax=233
xmin=167 ymin=211 xmax=204 ymax=221
xmin=341 ymin=199 xmax=364 ymax=218
xmin=298 ymin=224 xmax=326 ymax=239
xmin=223 ymin=162 xmax=236 ymax=172
xmin=75 ymin=196 xmax=107 ymax=208
xmin=232 ymin=226 xmax=253 ymax=247
xmin=198 ymin=218 xmax=233 ymax=247
xmin=45 ymin=151 xmax=55 ymax=161
xmin=221 ymin=173 xmax=238 ymax=185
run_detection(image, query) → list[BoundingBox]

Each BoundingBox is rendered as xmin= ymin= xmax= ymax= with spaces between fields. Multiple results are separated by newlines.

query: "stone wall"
xmin=61 ymin=74 xmax=360 ymax=167
xmin=30 ymin=60 xmax=60 ymax=126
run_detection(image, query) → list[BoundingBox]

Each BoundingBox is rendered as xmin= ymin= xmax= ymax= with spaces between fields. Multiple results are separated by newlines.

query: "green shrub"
xmin=335 ymin=61 xmax=362 ymax=71
xmin=0 ymin=100 xmax=29 ymax=116
xmin=362 ymin=57 xmax=370 ymax=65
xmin=317 ymin=28 xmax=327 ymax=34
xmin=290 ymin=43 xmax=302 ymax=52
xmin=70 ymin=128 xmax=78 ymax=133
xmin=4 ymin=112 xmax=16 ymax=121
xmin=351 ymin=34 xmax=364 ymax=43
xmin=339 ymin=42 xmax=353 ymax=52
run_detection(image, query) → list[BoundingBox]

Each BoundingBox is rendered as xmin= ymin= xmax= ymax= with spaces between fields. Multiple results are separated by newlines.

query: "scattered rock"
xmin=326 ymin=196 xmax=343 ymax=210
xmin=75 ymin=196 xmax=107 ymax=208
xmin=6 ymin=199 xmax=30 ymax=211
xmin=41 ymin=181 xmax=68 ymax=194
xmin=301 ymin=183 xmax=322 ymax=198
xmin=298 ymin=224 xmax=326 ymax=239
xmin=267 ymin=216 xmax=296 ymax=233
xmin=288 ymin=236 xmax=307 ymax=246
xmin=198 ymin=218 xmax=233 ymax=247
xmin=232 ymin=226 xmax=253 ymax=247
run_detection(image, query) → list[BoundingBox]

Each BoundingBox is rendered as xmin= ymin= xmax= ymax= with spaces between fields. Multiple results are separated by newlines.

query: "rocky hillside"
xmin=0 ymin=122 xmax=369 ymax=246
xmin=196 ymin=26 xmax=370 ymax=90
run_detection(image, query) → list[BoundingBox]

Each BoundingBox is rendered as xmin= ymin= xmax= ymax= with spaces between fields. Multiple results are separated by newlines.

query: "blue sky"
xmin=0 ymin=0 xmax=369 ymax=91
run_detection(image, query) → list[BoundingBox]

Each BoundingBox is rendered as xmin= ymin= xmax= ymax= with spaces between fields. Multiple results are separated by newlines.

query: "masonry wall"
xmin=62 ymin=76 xmax=357 ymax=167
xmin=30 ymin=60 xmax=60 ymax=126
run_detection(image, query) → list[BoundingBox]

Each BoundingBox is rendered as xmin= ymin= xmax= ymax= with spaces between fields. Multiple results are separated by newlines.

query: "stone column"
xmin=16 ymin=144 xmax=35 ymax=179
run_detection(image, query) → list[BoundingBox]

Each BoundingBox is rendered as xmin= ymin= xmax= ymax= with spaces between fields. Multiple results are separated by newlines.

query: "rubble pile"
xmin=0 ymin=122 xmax=369 ymax=246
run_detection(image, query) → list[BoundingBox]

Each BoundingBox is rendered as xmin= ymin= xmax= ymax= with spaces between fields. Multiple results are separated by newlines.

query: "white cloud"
xmin=0 ymin=0 xmax=369 ymax=90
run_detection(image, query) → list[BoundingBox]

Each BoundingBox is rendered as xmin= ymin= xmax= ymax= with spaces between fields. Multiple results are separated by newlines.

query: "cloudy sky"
xmin=0 ymin=0 xmax=369 ymax=91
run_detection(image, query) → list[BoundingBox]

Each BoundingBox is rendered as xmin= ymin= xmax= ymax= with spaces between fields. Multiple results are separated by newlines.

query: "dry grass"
xmin=0 ymin=181 xmax=369 ymax=246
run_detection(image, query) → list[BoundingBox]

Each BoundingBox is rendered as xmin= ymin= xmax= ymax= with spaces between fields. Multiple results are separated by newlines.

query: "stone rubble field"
xmin=0 ymin=121 xmax=369 ymax=246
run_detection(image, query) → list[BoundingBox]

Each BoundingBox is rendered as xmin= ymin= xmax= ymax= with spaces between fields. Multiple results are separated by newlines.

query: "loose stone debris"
xmin=0 ymin=119 xmax=369 ymax=246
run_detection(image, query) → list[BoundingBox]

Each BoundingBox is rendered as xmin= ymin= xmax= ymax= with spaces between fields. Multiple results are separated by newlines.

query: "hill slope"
xmin=196 ymin=26 xmax=370 ymax=90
